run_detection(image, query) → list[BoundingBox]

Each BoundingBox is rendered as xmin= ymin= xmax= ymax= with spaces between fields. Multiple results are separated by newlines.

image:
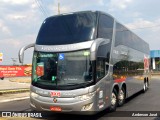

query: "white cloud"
xmin=31 ymin=3 xmax=38 ymax=9
xmin=0 ymin=20 xmax=11 ymax=35
xmin=0 ymin=34 xmax=36 ymax=48
xmin=132 ymin=12 xmax=142 ymax=18
xmin=125 ymin=18 xmax=158 ymax=30
xmin=0 ymin=38 xmax=21 ymax=47
xmin=108 ymin=0 xmax=133 ymax=11
xmin=51 ymin=4 xmax=72 ymax=14
xmin=0 ymin=34 xmax=35 ymax=65
xmin=0 ymin=0 xmax=29 ymax=5
xmin=7 ymin=14 xmax=27 ymax=20
xmin=49 ymin=0 xmax=106 ymax=15
xmin=98 ymin=0 xmax=104 ymax=6
xmin=125 ymin=18 xmax=160 ymax=50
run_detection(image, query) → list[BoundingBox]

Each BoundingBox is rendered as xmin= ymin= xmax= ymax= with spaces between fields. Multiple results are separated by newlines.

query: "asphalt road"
xmin=0 ymin=77 xmax=160 ymax=120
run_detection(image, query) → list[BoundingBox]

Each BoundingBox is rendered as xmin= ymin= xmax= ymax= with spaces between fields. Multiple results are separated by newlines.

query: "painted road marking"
xmin=0 ymin=97 xmax=29 ymax=103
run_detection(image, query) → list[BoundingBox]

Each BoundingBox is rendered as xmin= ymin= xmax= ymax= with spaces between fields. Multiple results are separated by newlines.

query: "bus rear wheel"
xmin=143 ymin=81 xmax=146 ymax=93
xmin=118 ymin=88 xmax=125 ymax=107
xmin=109 ymin=89 xmax=118 ymax=112
xmin=145 ymin=80 xmax=149 ymax=90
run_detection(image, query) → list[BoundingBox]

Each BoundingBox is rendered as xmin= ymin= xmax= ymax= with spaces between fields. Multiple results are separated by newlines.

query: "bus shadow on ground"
xmin=154 ymin=117 xmax=160 ymax=120
xmin=36 ymin=112 xmax=109 ymax=120
xmin=125 ymin=90 xmax=144 ymax=104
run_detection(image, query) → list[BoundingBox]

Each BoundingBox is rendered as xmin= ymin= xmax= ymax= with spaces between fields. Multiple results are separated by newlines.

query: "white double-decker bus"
xmin=19 ymin=11 xmax=150 ymax=114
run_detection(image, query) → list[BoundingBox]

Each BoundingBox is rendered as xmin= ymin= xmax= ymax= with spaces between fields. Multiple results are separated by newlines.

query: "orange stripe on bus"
xmin=114 ymin=78 xmax=126 ymax=83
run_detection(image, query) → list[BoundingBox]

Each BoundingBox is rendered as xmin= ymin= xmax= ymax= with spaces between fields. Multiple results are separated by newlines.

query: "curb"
xmin=0 ymin=88 xmax=30 ymax=95
xmin=0 ymin=96 xmax=30 ymax=103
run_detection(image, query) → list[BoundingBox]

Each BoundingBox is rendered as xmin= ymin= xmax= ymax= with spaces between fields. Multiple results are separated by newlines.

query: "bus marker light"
xmin=106 ymin=96 xmax=108 ymax=100
xmin=84 ymin=51 xmax=90 ymax=56
xmin=99 ymin=91 xmax=103 ymax=98
xmin=99 ymin=104 xmax=104 ymax=109
xmin=96 ymin=88 xmax=100 ymax=92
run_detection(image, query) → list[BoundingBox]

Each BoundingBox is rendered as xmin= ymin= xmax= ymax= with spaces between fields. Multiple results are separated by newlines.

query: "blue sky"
xmin=0 ymin=0 xmax=160 ymax=65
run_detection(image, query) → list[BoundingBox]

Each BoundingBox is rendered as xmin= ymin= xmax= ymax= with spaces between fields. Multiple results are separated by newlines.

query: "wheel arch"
xmin=121 ymin=83 xmax=126 ymax=94
xmin=112 ymin=83 xmax=119 ymax=94
xmin=119 ymin=82 xmax=127 ymax=98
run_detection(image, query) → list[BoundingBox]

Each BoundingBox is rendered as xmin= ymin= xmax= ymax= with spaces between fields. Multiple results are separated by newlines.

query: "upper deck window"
xmin=36 ymin=12 xmax=97 ymax=45
xmin=98 ymin=14 xmax=114 ymax=40
xmin=115 ymin=22 xmax=149 ymax=54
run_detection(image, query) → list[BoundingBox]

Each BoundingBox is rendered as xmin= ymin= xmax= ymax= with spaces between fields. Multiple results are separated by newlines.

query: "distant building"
xmin=150 ymin=50 xmax=160 ymax=71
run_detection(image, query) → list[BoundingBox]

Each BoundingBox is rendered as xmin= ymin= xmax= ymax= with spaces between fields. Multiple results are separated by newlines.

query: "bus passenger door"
xmin=96 ymin=57 xmax=110 ymax=110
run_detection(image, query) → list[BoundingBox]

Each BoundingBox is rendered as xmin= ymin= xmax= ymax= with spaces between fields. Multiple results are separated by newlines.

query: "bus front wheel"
xmin=109 ymin=89 xmax=118 ymax=112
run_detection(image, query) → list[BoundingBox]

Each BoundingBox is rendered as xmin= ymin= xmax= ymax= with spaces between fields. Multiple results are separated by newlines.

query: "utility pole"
xmin=58 ymin=0 xmax=60 ymax=14
xmin=11 ymin=58 xmax=18 ymax=65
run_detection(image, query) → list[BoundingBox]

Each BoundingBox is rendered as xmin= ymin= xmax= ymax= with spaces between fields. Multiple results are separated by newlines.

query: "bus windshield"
xmin=36 ymin=12 xmax=97 ymax=45
xmin=32 ymin=50 xmax=93 ymax=90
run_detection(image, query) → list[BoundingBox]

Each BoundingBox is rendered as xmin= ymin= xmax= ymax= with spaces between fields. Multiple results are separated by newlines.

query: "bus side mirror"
xmin=19 ymin=43 xmax=35 ymax=64
xmin=90 ymin=38 xmax=110 ymax=61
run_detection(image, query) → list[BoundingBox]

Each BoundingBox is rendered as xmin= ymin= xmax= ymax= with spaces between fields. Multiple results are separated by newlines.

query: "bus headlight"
xmin=31 ymin=92 xmax=39 ymax=98
xmin=75 ymin=92 xmax=95 ymax=101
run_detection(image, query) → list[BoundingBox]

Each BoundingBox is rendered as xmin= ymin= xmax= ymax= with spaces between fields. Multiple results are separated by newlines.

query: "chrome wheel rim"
xmin=143 ymin=83 xmax=146 ymax=91
xmin=145 ymin=82 xmax=148 ymax=88
xmin=111 ymin=93 xmax=116 ymax=106
xmin=119 ymin=90 xmax=124 ymax=102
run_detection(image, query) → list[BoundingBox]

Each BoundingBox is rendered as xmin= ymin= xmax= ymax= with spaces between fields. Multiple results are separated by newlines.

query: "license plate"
xmin=50 ymin=106 xmax=62 ymax=112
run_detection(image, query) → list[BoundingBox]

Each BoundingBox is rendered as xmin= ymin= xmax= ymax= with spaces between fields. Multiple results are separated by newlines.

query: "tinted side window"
xmin=115 ymin=23 xmax=129 ymax=47
xmin=115 ymin=23 xmax=123 ymax=46
xmin=96 ymin=58 xmax=105 ymax=80
xmin=98 ymin=14 xmax=114 ymax=40
xmin=115 ymin=22 xmax=149 ymax=54
xmin=113 ymin=60 xmax=144 ymax=80
xmin=97 ymin=44 xmax=110 ymax=62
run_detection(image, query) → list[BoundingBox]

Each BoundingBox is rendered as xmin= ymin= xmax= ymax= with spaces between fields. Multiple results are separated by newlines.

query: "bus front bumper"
xmin=30 ymin=92 xmax=98 ymax=114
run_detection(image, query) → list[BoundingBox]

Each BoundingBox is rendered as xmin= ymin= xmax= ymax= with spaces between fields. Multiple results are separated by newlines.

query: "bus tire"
xmin=146 ymin=78 xmax=149 ymax=90
xmin=118 ymin=87 xmax=125 ymax=107
xmin=143 ymin=81 xmax=146 ymax=93
xmin=109 ymin=89 xmax=118 ymax=112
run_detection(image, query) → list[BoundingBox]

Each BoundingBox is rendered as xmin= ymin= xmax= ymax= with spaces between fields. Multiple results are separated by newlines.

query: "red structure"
xmin=0 ymin=65 xmax=31 ymax=78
